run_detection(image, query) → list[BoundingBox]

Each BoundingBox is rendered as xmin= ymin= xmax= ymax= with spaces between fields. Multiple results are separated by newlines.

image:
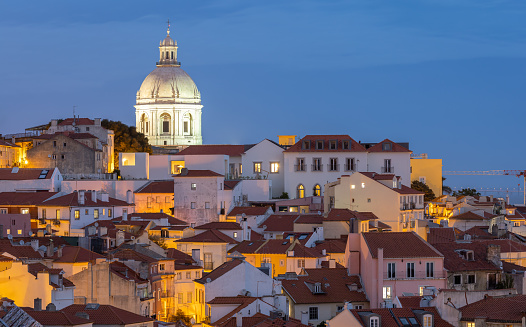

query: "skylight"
xmin=38 ymin=169 xmax=49 ymax=179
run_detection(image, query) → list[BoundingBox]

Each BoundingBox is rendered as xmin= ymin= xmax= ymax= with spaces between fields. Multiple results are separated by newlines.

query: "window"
xmin=0 ymin=209 xmax=6 ymax=214
xmin=253 ymin=162 xmax=262 ymax=173
xmin=270 ymin=162 xmax=279 ymax=173
xmin=302 ymin=141 xmax=310 ymax=150
xmin=94 ymin=209 xmax=99 ymax=219
xmin=191 ymin=202 xmax=196 ymax=209
xmin=382 ymin=286 xmax=392 ymax=299
xmin=85 ymin=209 xmax=89 ymax=215
xmin=191 ymin=183 xmax=197 ymax=190
xmin=345 ymin=158 xmax=355 ymax=171
xmin=298 ymin=259 xmax=305 ymax=268
xmin=205 ymin=202 xmax=210 ymax=209
xmin=161 ymin=113 xmax=170 ymax=133
xmin=52 ymin=154 xmax=57 ymax=160
xmin=467 ymin=274 xmax=476 ymax=284
xmin=296 ymin=158 xmax=306 ymax=171
xmin=187 ymin=291 xmax=192 ymax=303
xmin=177 ymin=272 xmax=182 ymax=280
xmin=20 ymin=208 xmax=29 ymax=214
xmin=159 ymin=264 xmax=165 ymax=271
xmin=313 ymin=184 xmax=321 ymax=196
xmin=56 ymin=209 xmax=60 ymax=220
xmin=387 ymin=263 xmax=396 ymax=279
xmin=61 ymin=154 xmax=65 ymax=160
xmin=308 ymin=307 xmax=318 ymax=320
xmin=370 ymin=317 xmax=379 ymax=327
xmin=426 ymin=262 xmax=434 ymax=278
xmin=329 ymin=140 xmax=337 ymax=150
xmin=186 ymin=272 xmax=191 ymax=279
xmin=406 ymin=262 xmax=415 ymax=278
xmin=466 ymin=323 xmax=475 ymax=327
xmin=382 ymin=142 xmax=392 ymax=151
xmin=74 ymin=210 xmax=80 ymax=219
xmin=280 ymin=260 xmax=285 ymax=266
xmin=297 ymin=184 xmax=305 ymax=199
xmin=453 ymin=275 xmax=462 ymax=285
xmin=367 ymin=198 xmax=371 ymax=203
xmin=514 ymin=221 xmax=521 ymax=227
xmin=312 ymin=158 xmax=322 ymax=171
xmin=329 ymin=158 xmax=338 ymax=171
xmin=42 ymin=209 xmax=46 ymax=219
xmin=178 ymin=293 xmax=183 ymax=304
xmin=108 ymin=209 xmax=112 ymax=217
xmin=195 ymin=271 xmax=200 ymax=279
xmin=422 ymin=315 xmax=432 ymax=327
xmin=63 ymin=142 xmax=67 ymax=147
xmin=383 ymin=159 xmax=392 ymax=173
xmin=316 ymin=140 xmax=324 ymax=150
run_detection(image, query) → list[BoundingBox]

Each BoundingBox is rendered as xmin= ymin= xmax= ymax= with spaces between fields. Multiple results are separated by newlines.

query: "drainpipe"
xmin=378 ymin=248 xmax=384 ymax=308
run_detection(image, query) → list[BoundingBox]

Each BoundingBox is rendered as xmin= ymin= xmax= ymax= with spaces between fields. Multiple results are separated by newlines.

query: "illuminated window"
xmin=191 ymin=183 xmax=197 ymax=190
xmin=108 ymin=209 xmax=112 ymax=217
xmin=423 ymin=315 xmax=432 ymax=327
xmin=297 ymin=184 xmax=305 ymax=199
xmin=17 ymin=229 xmax=22 ymax=235
xmin=298 ymin=259 xmax=305 ymax=268
xmin=94 ymin=209 xmax=99 ymax=219
xmin=56 ymin=210 xmax=60 ymax=219
xmin=6 ymin=229 xmax=10 ymax=235
xmin=383 ymin=286 xmax=392 ymax=299
xmin=466 ymin=323 xmax=475 ymax=327
xmin=187 ymin=291 xmax=192 ymax=303
xmin=42 ymin=209 xmax=46 ymax=219
xmin=313 ymin=184 xmax=321 ymax=196
xmin=74 ymin=210 xmax=80 ymax=219
xmin=270 ymin=162 xmax=279 ymax=173
xmin=253 ymin=162 xmax=262 ymax=173
xmin=233 ymin=232 xmax=238 ymax=238
xmin=361 ymin=182 xmax=365 ymax=188
xmin=178 ymin=293 xmax=183 ymax=303
xmin=351 ymin=184 xmax=355 ymax=189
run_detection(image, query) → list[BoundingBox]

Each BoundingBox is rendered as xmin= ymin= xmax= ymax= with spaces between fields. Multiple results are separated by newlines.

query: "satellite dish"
xmin=318 ymin=211 xmax=322 ymax=216
xmin=94 ymin=222 xmax=99 ymax=227
xmin=28 ymin=231 xmax=34 ymax=237
xmin=19 ymin=240 xmax=24 ymax=245
xmin=7 ymin=235 xmax=13 ymax=240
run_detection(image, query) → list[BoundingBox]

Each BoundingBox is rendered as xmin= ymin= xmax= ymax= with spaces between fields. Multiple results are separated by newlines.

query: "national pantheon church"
xmin=135 ymin=26 xmax=203 ymax=147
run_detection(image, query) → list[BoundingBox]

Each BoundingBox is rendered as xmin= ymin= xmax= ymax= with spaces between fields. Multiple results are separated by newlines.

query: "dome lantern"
xmin=157 ymin=20 xmax=180 ymax=67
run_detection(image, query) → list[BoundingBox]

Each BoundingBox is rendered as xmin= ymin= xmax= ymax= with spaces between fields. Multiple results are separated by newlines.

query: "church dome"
xmin=161 ymin=35 xmax=176 ymax=47
xmin=136 ymin=66 xmax=201 ymax=105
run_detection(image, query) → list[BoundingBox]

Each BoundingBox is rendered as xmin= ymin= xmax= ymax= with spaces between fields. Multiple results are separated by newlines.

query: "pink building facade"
xmin=346 ymin=232 xmax=446 ymax=308
xmin=0 ymin=213 xmax=31 ymax=237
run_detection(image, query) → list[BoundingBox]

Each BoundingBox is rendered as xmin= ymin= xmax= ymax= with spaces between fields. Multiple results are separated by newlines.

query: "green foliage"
xmin=278 ymin=192 xmax=289 ymax=199
xmin=452 ymin=188 xmax=481 ymax=197
xmin=168 ymin=309 xmax=192 ymax=325
xmin=411 ymin=180 xmax=436 ymax=202
xmin=317 ymin=322 xmax=327 ymax=327
xmin=101 ymin=119 xmax=152 ymax=170
xmin=148 ymin=234 xmax=167 ymax=249
xmin=442 ymin=185 xmax=452 ymax=195
xmin=496 ymin=274 xmax=514 ymax=289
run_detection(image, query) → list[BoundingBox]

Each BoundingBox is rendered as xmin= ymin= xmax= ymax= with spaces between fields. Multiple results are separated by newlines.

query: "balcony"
xmin=384 ymin=270 xmax=446 ymax=280
xmin=204 ymin=262 xmax=213 ymax=271
xmin=344 ymin=164 xmax=356 ymax=172
xmin=311 ymin=164 xmax=323 ymax=172
xmin=327 ymin=164 xmax=340 ymax=172
xmin=294 ymin=164 xmax=306 ymax=172
xmin=382 ymin=166 xmax=395 ymax=174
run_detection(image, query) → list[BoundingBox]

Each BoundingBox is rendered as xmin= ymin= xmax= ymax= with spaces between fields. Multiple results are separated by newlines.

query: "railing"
xmin=327 ymin=164 xmax=340 ymax=172
xmin=311 ymin=164 xmax=323 ymax=172
xmin=344 ymin=164 xmax=356 ymax=171
xmin=382 ymin=166 xmax=395 ymax=173
xmin=294 ymin=164 xmax=306 ymax=172
xmin=384 ymin=270 xmax=446 ymax=280
xmin=204 ymin=262 xmax=213 ymax=271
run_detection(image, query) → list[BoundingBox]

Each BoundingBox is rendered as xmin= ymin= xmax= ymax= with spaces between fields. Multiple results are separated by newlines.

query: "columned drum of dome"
xmin=135 ymin=26 xmax=203 ymax=147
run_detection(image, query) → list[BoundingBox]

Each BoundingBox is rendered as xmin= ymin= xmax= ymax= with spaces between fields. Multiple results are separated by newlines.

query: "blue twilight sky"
xmin=1 ymin=1 xmax=525 ymax=200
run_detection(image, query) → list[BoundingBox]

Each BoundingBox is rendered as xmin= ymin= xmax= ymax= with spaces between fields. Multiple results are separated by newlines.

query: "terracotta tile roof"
xmin=0 ymin=168 xmax=53 ymax=180
xmin=0 ymin=255 xmax=13 ymax=262
xmin=250 ymin=229 xmax=265 ymax=241
xmin=325 ymin=209 xmax=378 ymax=221
xmin=195 ymin=222 xmax=242 ymax=230
xmin=228 ymin=206 xmax=272 ymax=217
xmin=397 ymin=296 xmax=423 ymax=308
xmin=23 ymin=308 xmax=92 ymax=326
xmin=195 ymin=259 xmax=243 ymax=284
xmin=459 ymin=295 xmax=526 ymax=323
xmin=228 ymin=240 xmax=267 ymax=254
xmin=501 ymin=260 xmax=526 ymax=273
xmin=111 ymin=248 xmax=158 ymax=263
xmin=0 ymin=240 xmax=42 ymax=259
xmin=134 ymin=180 xmax=174 ymax=194
xmin=373 ymin=221 xmax=392 ymax=230
xmin=61 ymin=304 xmax=154 ymax=325
xmin=0 ymin=140 xmax=19 ymax=147
xmin=229 ymin=239 xmax=323 ymax=257
xmin=284 ymin=135 xmax=366 ymax=153
xmin=259 ymin=214 xmax=298 ymax=232
xmin=294 ymin=215 xmax=323 ymax=224
xmin=475 ymin=239 xmax=526 ymax=253
xmin=209 ymin=296 xmax=258 ymax=325
xmin=281 ymin=268 xmax=367 ymax=304
xmin=352 ymin=307 xmax=453 ymax=327
xmin=218 ymin=312 xmax=272 ymax=327
xmin=11 ymin=236 xmax=68 ymax=247
xmin=53 ymin=246 xmax=105 ymax=263
xmin=362 ymin=232 xmax=443 ymax=259
xmin=224 ymin=180 xmax=240 ymax=190
xmin=459 ymin=226 xmax=495 ymax=239
xmin=451 ymin=211 xmax=496 ymax=221
xmin=110 ymin=261 xmax=148 ymax=284
xmin=391 ymin=184 xmax=425 ymax=195
xmin=173 ymin=169 xmax=223 ymax=177
xmin=0 ymin=191 xmax=58 ymax=205
xmin=34 ymin=132 xmax=98 ymax=140
xmin=427 ymin=227 xmax=460 ymax=244
xmin=176 ymin=229 xmax=238 ymax=244
xmin=27 ymin=262 xmax=64 ymax=277
xmin=41 ymin=191 xmax=131 ymax=207
xmin=166 ymin=248 xmax=196 ymax=264
xmin=121 ymin=213 xmax=187 ymax=226
xmin=365 ymin=139 xmax=411 ymax=152
xmin=433 ymin=242 xmax=500 ymax=272
xmin=57 ymin=118 xmax=94 ymax=126
xmin=149 ymin=225 xmax=188 ymax=231
xmin=313 ymin=239 xmax=347 ymax=254
xmin=178 ymin=144 xmax=253 ymax=156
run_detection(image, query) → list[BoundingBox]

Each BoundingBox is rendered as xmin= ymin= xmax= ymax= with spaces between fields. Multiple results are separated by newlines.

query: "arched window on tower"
xmin=313 ymin=184 xmax=321 ymax=196
xmin=140 ymin=114 xmax=149 ymax=134
xmin=160 ymin=113 xmax=171 ymax=134
xmin=297 ymin=184 xmax=305 ymax=199
xmin=166 ymin=51 xmax=169 ymax=59
xmin=183 ymin=113 xmax=192 ymax=136
xmin=171 ymin=51 xmax=174 ymax=59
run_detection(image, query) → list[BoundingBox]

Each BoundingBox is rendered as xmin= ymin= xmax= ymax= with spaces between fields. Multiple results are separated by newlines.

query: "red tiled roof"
xmin=110 ymin=261 xmax=148 ymax=284
xmin=178 ymin=144 xmax=252 ymax=156
xmin=195 ymin=259 xmax=243 ymax=284
xmin=27 ymin=262 xmax=64 ymax=277
xmin=173 ymin=169 xmax=223 ymax=177
xmin=459 ymin=226 xmax=495 ymax=239
xmin=176 ymin=229 xmax=238 ymax=244
xmin=362 ymin=232 xmax=443 ymax=259
xmin=118 ymin=212 xmax=186 ymax=225
xmin=0 ymin=240 xmax=42 ymax=259
xmin=57 ymin=118 xmax=94 ymax=126
xmin=433 ymin=242 xmax=500 ymax=272
xmin=0 ymin=140 xmax=19 ymax=147
xmin=209 ymin=296 xmax=258 ymax=325
xmin=325 ymin=209 xmax=378 ymax=221
xmin=135 ymin=180 xmax=174 ymax=194
xmin=229 ymin=239 xmax=323 ymax=257
xmin=23 ymin=308 xmax=92 ymax=326
xmin=397 ymin=296 xmax=423 ymax=308
xmin=451 ymin=211 xmax=496 ymax=221
xmin=34 ymin=132 xmax=98 ymax=140
xmin=475 ymin=239 xmax=526 ymax=253
xmin=111 ymin=248 xmax=157 ymax=263
xmin=313 ymin=239 xmax=347 ymax=254
xmin=166 ymin=248 xmax=196 ymax=264
xmin=285 ymin=135 xmax=366 ymax=153
xmin=61 ymin=304 xmax=154 ymax=325
xmin=53 ymin=246 xmax=105 ymax=263
xmin=281 ymin=268 xmax=367 ymax=304
xmin=41 ymin=191 xmax=130 ymax=207
xmin=366 ymin=139 xmax=411 ymax=152
xmin=0 ymin=191 xmax=58 ymax=205
xmin=259 ymin=214 xmax=298 ymax=232
xmin=195 ymin=222 xmax=242 ymax=230
xmin=427 ymin=227 xmax=460 ymax=245
xmin=294 ymin=215 xmax=323 ymax=224
xmin=501 ymin=260 xmax=526 ymax=273
xmin=228 ymin=206 xmax=272 ymax=217
xmin=459 ymin=295 xmax=526 ymax=323
xmin=250 ymin=229 xmax=265 ymax=241
xmin=0 ymin=168 xmax=53 ymax=180
xmin=224 ymin=180 xmax=240 ymax=190
xmin=358 ymin=172 xmax=423 ymax=194
xmin=352 ymin=307 xmax=453 ymax=327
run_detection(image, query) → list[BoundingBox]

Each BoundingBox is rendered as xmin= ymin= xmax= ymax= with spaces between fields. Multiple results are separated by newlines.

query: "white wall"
xmin=242 ymin=140 xmax=285 ymax=198
xmin=367 ymin=152 xmax=410 ymax=185
xmin=61 ymin=180 xmax=148 ymax=202
xmin=119 ymin=152 xmax=149 ymax=180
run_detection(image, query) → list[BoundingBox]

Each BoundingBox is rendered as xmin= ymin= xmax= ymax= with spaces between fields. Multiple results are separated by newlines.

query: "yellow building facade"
xmin=410 ymin=157 xmax=443 ymax=197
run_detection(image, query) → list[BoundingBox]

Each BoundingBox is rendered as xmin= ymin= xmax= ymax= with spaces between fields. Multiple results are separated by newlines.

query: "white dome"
xmin=160 ymin=35 xmax=176 ymax=47
xmin=136 ymin=66 xmax=201 ymax=105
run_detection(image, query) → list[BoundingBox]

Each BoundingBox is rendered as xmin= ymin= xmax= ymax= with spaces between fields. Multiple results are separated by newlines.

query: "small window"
xmin=85 ymin=209 xmax=89 ymax=215
xmin=61 ymin=154 xmax=65 ymax=160
xmin=52 ymin=154 xmax=57 ymax=160
xmin=94 ymin=209 xmax=99 ymax=219
xmin=423 ymin=315 xmax=432 ymax=327
xmin=159 ymin=264 xmax=165 ymax=271
xmin=74 ymin=210 xmax=80 ymax=219
xmin=387 ymin=262 xmax=396 ymax=279
xmin=453 ymin=275 xmax=462 ymax=285
xmin=370 ymin=317 xmax=379 ymax=327
xmin=205 ymin=202 xmax=210 ymax=209
xmin=42 ymin=209 xmax=46 ymax=219
xmin=382 ymin=142 xmax=392 ymax=151
xmin=233 ymin=232 xmax=238 ymax=238
xmin=426 ymin=262 xmax=434 ymax=278
xmin=63 ymin=142 xmax=67 ymax=147
xmin=302 ymin=141 xmax=310 ymax=150
xmin=342 ymin=140 xmax=350 ymax=149
xmin=56 ymin=209 xmax=60 ymax=220
xmin=367 ymin=198 xmax=371 ymax=203
xmin=313 ymin=184 xmax=321 ymax=196
xmin=467 ymin=274 xmax=476 ymax=284
xmin=253 ymin=162 xmax=262 ymax=173
xmin=383 ymin=286 xmax=392 ymax=299
xmin=270 ymin=162 xmax=279 ymax=173
xmin=298 ymin=259 xmax=305 ymax=268
xmin=86 ymin=127 xmax=89 ymax=131
xmin=406 ymin=262 xmax=415 ymax=278
xmin=329 ymin=140 xmax=337 ymax=150
xmin=191 ymin=202 xmax=196 ymax=209
xmin=108 ymin=209 xmax=112 ymax=217
xmin=53 ymin=141 xmax=57 ymax=147
xmin=308 ymin=307 xmax=318 ymax=320
xmin=297 ymin=184 xmax=305 ymax=199
xmin=17 ymin=229 xmax=22 ymax=235
xmin=316 ymin=140 xmax=324 ymax=150
xmin=191 ymin=183 xmax=197 ymax=190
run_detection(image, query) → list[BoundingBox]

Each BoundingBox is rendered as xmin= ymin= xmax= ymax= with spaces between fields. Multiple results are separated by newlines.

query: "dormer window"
xmin=316 ymin=140 xmax=324 ymax=150
xmin=382 ymin=142 xmax=392 ymax=151
xmin=314 ymin=282 xmax=322 ymax=293
xmin=423 ymin=314 xmax=432 ymax=327
xmin=370 ymin=317 xmax=379 ymax=327
xmin=329 ymin=140 xmax=337 ymax=150
xmin=343 ymin=140 xmax=350 ymax=150
xmin=456 ymin=249 xmax=474 ymax=261
xmin=302 ymin=141 xmax=310 ymax=150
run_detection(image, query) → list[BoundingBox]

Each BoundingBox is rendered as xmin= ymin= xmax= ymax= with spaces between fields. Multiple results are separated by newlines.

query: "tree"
xmin=452 ymin=188 xmax=481 ymax=197
xmin=277 ymin=192 xmax=289 ymax=199
xmin=148 ymin=234 xmax=167 ymax=249
xmin=442 ymin=185 xmax=452 ymax=195
xmin=411 ymin=180 xmax=436 ymax=202
xmin=168 ymin=309 xmax=192 ymax=325
xmin=101 ymin=119 xmax=152 ymax=170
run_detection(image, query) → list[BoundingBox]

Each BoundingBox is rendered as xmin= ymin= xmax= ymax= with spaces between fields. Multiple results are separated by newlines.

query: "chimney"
xmin=487 ymin=244 xmax=501 ymax=267
xmin=91 ymin=190 xmax=97 ymax=203
xmin=322 ymin=249 xmax=327 ymax=256
xmin=94 ymin=118 xmax=101 ymax=126
xmin=236 ymin=312 xmax=243 ymax=327
xmin=31 ymin=239 xmax=39 ymax=251
xmin=300 ymin=311 xmax=309 ymax=325
xmin=51 ymin=120 xmax=57 ymax=127
xmin=78 ymin=190 xmax=85 ymax=205
xmin=58 ymin=246 xmax=63 ymax=258
xmin=116 ymin=230 xmax=125 ymax=247
xmin=46 ymin=303 xmax=56 ymax=311
xmin=123 ymin=211 xmax=128 ymax=221
xmin=47 ymin=239 xmax=54 ymax=257
xmin=329 ymin=259 xmax=336 ymax=268
xmin=34 ymin=298 xmax=42 ymax=311
xmin=126 ymin=190 xmax=134 ymax=204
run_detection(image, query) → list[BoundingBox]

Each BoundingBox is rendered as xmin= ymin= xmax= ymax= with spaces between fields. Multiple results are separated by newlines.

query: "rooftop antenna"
xmin=73 ymin=106 xmax=77 ymax=126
